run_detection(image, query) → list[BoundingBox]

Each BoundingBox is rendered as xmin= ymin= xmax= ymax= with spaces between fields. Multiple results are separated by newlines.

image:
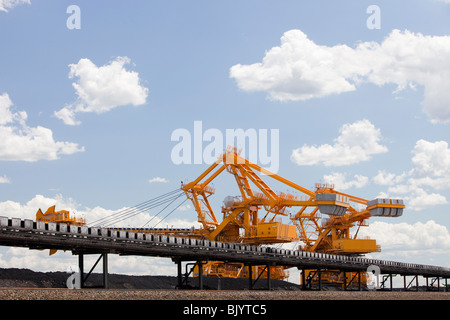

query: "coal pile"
xmin=0 ymin=268 xmax=301 ymax=290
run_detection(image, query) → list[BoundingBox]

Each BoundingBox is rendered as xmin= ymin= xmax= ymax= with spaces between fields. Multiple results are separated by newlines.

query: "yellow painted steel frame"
xmin=181 ymin=148 xmax=386 ymax=250
xmin=181 ymin=150 xmax=309 ymax=244
xmin=181 ymin=147 xmax=404 ymax=281
xmin=195 ymin=261 xmax=289 ymax=280
xmin=36 ymin=205 xmax=86 ymax=255
xmin=36 ymin=205 xmax=86 ymax=226
xmin=37 ymin=147 xmax=405 ymax=283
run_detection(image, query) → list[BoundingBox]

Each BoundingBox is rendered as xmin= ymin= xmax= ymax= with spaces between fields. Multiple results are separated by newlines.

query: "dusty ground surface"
xmin=0 ymin=288 xmax=449 ymax=300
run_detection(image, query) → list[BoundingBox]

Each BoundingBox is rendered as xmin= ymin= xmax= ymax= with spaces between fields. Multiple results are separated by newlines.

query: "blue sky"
xmin=1 ymin=0 xmax=450 ymax=282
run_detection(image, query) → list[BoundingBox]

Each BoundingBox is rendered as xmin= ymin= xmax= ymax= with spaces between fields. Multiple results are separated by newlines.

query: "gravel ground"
xmin=0 ymin=268 xmax=449 ymax=301
xmin=0 ymin=288 xmax=449 ymax=300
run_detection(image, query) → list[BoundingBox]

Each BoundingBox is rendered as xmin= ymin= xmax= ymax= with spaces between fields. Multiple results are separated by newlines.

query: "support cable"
xmin=141 ymin=192 xmax=185 ymax=228
xmin=94 ymin=194 xmax=183 ymax=227
xmin=89 ymin=189 xmax=183 ymax=227
xmin=151 ymin=198 xmax=189 ymax=228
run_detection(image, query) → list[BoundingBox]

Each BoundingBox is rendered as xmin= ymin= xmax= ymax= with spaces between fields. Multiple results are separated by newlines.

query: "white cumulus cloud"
xmin=230 ymin=29 xmax=450 ymax=123
xmin=375 ymin=139 xmax=450 ymax=211
xmin=55 ymin=57 xmax=149 ymax=125
xmin=373 ymin=170 xmax=407 ymax=186
xmin=359 ymin=220 xmax=450 ymax=260
xmin=291 ymin=119 xmax=387 ymax=166
xmin=230 ymin=29 xmax=360 ymax=101
xmin=0 ymin=0 xmax=30 ymax=12
xmin=0 ymin=93 xmax=84 ymax=162
xmin=148 ymin=177 xmax=169 ymax=183
xmin=323 ymin=172 xmax=369 ymax=191
xmin=409 ymin=139 xmax=450 ymax=189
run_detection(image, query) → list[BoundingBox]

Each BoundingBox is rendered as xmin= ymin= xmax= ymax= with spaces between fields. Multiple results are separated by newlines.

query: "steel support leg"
xmin=301 ymin=268 xmax=306 ymax=290
xmin=250 ymin=265 xmax=270 ymax=290
xmin=343 ymin=271 xmax=347 ymax=291
xmin=78 ymin=253 xmax=84 ymax=289
xmin=78 ymin=253 xmax=108 ymax=289
xmin=390 ymin=274 xmax=393 ymax=290
xmin=248 ymin=265 xmax=253 ymax=290
xmin=403 ymin=275 xmax=409 ymax=291
xmin=344 ymin=272 xmax=361 ymax=291
xmin=382 ymin=274 xmax=393 ymax=291
xmin=198 ymin=261 xmax=203 ymax=290
xmin=429 ymin=277 xmax=440 ymax=291
xmin=102 ymin=253 xmax=108 ymax=289
xmin=179 ymin=262 xmax=196 ymax=288
xmin=176 ymin=260 xmax=182 ymax=289
xmin=404 ymin=275 xmax=418 ymax=291
xmin=416 ymin=275 xmax=419 ymax=291
xmin=358 ymin=272 xmax=361 ymax=291
xmin=380 ymin=274 xmax=392 ymax=291
xmin=318 ymin=269 xmax=322 ymax=291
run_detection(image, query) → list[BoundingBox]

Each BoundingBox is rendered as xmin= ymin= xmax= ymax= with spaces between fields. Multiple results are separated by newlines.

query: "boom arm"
xmin=181 ymin=147 xmax=405 ymax=253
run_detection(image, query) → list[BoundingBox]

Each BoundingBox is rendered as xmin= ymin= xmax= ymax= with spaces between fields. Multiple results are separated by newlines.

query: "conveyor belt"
xmin=1 ymin=216 xmax=450 ymax=279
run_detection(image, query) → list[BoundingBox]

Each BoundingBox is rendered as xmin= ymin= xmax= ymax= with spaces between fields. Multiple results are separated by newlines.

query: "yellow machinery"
xmin=291 ymin=184 xmax=404 ymax=287
xmin=36 ymin=205 xmax=86 ymax=255
xmin=181 ymin=147 xmax=404 ymax=284
xmin=292 ymin=183 xmax=380 ymax=254
xmin=36 ymin=146 xmax=405 ymax=286
xmin=36 ymin=205 xmax=85 ymax=226
xmin=181 ymin=147 xmax=299 ymax=279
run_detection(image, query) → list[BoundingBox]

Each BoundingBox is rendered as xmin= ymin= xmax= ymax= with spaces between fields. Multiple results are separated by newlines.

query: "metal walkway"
xmin=1 ymin=216 xmax=449 ymax=290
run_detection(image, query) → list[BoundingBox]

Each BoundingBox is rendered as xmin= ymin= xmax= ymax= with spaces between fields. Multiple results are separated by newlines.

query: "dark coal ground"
xmin=0 ymin=268 xmax=302 ymax=290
